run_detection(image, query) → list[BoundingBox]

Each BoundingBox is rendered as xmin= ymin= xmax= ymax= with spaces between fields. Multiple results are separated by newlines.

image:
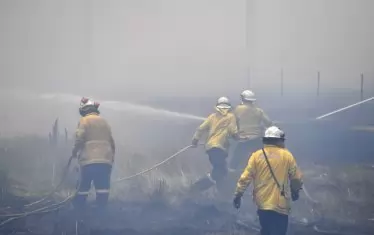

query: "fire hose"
xmin=0 ymin=156 xmax=79 ymax=228
xmin=0 ymin=147 xmax=361 ymax=234
xmin=114 ymin=145 xmax=195 ymax=182
xmin=0 ymin=145 xmax=195 ymax=228
xmin=1 ymin=97 xmax=373 ymax=231
xmin=25 ymin=156 xmax=75 ymax=208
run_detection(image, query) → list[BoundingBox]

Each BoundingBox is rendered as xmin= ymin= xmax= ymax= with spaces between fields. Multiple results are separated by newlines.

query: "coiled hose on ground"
xmin=0 ymin=156 xmax=79 ymax=227
xmin=0 ymin=145 xmax=194 ymax=228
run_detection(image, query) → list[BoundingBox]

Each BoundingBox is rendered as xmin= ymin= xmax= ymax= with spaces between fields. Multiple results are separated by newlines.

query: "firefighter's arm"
xmin=288 ymin=153 xmax=303 ymax=192
xmin=233 ymin=107 xmax=241 ymax=131
xmin=106 ymin=124 xmax=115 ymax=154
xmin=229 ymin=115 xmax=240 ymax=140
xmin=192 ymin=115 xmax=211 ymax=144
xmin=235 ymin=154 xmax=256 ymax=197
xmin=72 ymin=120 xmax=86 ymax=158
xmin=260 ymin=109 xmax=273 ymax=127
xmin=109 ymin=134 xmax=116 ymax=155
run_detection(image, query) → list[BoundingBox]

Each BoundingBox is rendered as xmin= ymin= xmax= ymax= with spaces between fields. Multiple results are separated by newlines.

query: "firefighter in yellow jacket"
xmin=229 ymin=90 xmax=273 ymax=171
xmin=72 ymin=97 xmax=115 ymax=210
xmin=191 ymin=97 xmax=242 ymax=190
xmin=233 ymin=126 xmax=302 ymax=235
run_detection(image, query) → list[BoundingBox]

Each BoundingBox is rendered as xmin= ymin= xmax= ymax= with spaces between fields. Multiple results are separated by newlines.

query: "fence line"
xmin=270 ymin=69 xmax=370 ymax=99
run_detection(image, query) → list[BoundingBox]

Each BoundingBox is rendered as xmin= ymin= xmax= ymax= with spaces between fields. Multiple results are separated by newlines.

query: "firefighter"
xmin=191 ymin=97 xmax=243 ymax=191
xmin=72 ymin=97 xmax=115 ymax=211
xmin=233 ymin=126 xmax=303 ymax=235
xmin=229 ymin=90 xmax=273 ymax=171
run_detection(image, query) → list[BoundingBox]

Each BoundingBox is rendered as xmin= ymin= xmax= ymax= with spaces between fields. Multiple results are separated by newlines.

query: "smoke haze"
xmin=1 ymin=0 xmax=373 ymax=99
xmin=1 ymin=3 xmax=374 ymax=233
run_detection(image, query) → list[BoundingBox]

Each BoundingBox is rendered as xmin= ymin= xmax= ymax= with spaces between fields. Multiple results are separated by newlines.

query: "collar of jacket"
xmin=85 ymin=112 xmax=99 ymax=117
xmin=241 ymin=101 xmax=255 ymax=106
xmin=215 ymin=107 xmax=231 ymax=116
xmin=263 ymin=144 xmax=284 ymax=149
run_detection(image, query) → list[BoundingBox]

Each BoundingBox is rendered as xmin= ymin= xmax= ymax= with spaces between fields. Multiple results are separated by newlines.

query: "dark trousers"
xmin=257 ymin=210 xmax=288 ymax=235
xmin=73 ymin=163 xmax=112 ymax=210
xmin=207 ymin=148 xmax=228 ymax=186
xmin=229 ymin=138 xmax=262 ymax=170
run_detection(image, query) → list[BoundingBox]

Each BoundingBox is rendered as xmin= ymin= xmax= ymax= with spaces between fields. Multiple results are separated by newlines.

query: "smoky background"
xmin=0 ymin=0 xmax=374 ymax=231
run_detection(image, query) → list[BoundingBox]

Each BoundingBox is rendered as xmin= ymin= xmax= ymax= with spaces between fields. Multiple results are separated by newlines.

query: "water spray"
xmin=100 ymin=100 xmax=205 ymax=121
xmin=1 ymin=90 xmax=373 ymax=231
xmin=39 ymin=92 xmax=205 ymax=121
xmin=315 ymin=96 xmax=374 ymax=120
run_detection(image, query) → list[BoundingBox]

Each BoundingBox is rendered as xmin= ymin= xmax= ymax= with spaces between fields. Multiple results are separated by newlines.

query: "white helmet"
xmin=216 ymin=96 xmax=231 ymax=109
xmin=79 ymin=97 xmax=100 ymax=116
xmin=80 ymin=97 xmax=95 ymax=107
xmin=264 ymin=126 xmax=285 ymax=139
xmin=80 ymin=97 xmax=100 ymax=108
xmin=241 ymin=90 xmax=256 ymax=101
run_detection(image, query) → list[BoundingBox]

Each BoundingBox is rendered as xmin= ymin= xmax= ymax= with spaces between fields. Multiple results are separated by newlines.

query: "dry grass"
xmin=2 ymin=134 xmax=374 ymax=214
xmin=294 ymin=163 xmax=374 ymax=225
xmin=1 ymin=119 xmax=374 ymax=235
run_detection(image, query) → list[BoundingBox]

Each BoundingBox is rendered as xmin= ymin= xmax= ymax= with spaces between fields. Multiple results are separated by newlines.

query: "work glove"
xmin=290 ymin=178 xmax=302 ymax=201
xmin=239 ymin=136 xmax=250 ymax=142
xmin=291 ymin=190 xmax=300 ymax=201
xmin=233 ymin=194 xmax=242 ymax=209
xmin=71 ymin=149 xmax=78 ymax=159
xmin=191 ymin=139 xmax=199 ymax=147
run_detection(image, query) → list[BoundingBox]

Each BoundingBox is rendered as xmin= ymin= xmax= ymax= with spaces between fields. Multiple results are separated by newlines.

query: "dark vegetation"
xmin=1 ymin=93 xmax=374 ymax=234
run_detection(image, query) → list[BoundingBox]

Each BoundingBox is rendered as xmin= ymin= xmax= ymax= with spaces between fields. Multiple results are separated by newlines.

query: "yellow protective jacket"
xmin=234 ymin=103 xmax=272 ymax=141
xmin=73 ymin=113 xmax=115 ymax=166
xmin=192 ymin=108 xmax=238 ymax=153
xmin=235 ymin=145 xmax=303 ymax=215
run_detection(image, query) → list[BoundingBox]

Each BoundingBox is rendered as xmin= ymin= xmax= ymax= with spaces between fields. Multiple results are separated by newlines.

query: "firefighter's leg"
xmin=188 ymin=173 xmax=216 ymax=193
xmin=188 ymin=150 xmax=218 ymax=194
xmin=272 ymin=211 xmax=288 ymax=235
xmin=208 ymin=148 xmax=228 ymax=191
xmin=92 ymin=164 xmax=112 ymax=209
xmin=257 ymin=210 xmax=271 ymax=235
xmin=249 ymin=138 xmax=263 ymax=155
xmin=229 ymin=141 xmax=248 ymax=170
xmin=258 ymin=210 xmax=288 ymax=235
xmin=73 ymin=165 xmax=93 ymax=211
xmin=230 ymin=138 xmax=262 ymax=171
xmin=240 ymin=138 xmax=262 ymax=169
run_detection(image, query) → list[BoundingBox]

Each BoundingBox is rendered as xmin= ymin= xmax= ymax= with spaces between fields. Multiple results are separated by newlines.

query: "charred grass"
xmin=0 ymin=131 xmax=374 ymax=234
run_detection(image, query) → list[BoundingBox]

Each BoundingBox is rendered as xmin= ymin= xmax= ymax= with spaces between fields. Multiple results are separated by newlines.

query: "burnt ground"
xmin=1 ymin=194 xmax=374 ymax=235
xmin=1 ymin=93 xmax=374 ymax=235
xmin=2 ymin=162 xmax=374 ymax=235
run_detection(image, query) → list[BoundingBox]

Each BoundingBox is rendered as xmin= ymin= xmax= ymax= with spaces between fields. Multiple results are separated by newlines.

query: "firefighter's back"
xmin=235 ymin=104 xmax=266 ymax=139
xmin=251 ymin=145 xmax=294 ymax=215
xmin=83 ymin=114 xmax=112 ymax=141
xmin=205 ymin=112 xmax=237 ymax=151
xmin=79 ymin=114 xmax=114 ymax=166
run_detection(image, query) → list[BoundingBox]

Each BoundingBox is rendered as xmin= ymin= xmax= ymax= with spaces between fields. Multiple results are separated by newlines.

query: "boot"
xmin=188 ymin=173 xmax=216 ymax=194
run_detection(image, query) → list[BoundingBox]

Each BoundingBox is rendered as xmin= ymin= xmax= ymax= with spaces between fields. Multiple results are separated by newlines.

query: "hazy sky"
xmin=1 ymin=0 xmax=373 ymax=98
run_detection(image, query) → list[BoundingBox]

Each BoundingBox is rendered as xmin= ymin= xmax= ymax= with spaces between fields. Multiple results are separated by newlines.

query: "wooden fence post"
xmin=281 ymin=68 xmax=284 ymax=96
xmin=360 ymin=73 xmax=364 ymax=101
xmin=317 ymin=71 xmax=320 ymax=96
